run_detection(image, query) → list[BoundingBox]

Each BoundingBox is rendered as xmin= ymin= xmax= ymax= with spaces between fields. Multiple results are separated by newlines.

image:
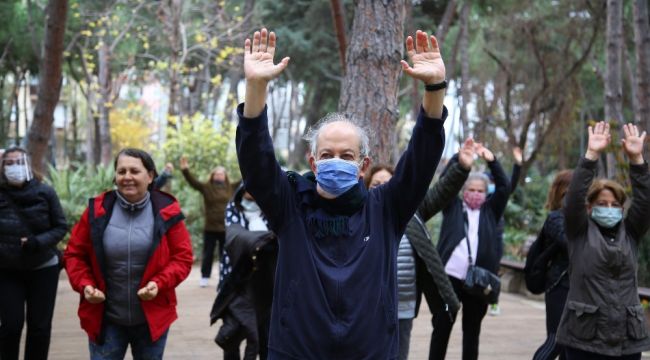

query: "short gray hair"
xmin=463 ymin=172 xmax=490 ymax=192
xmin=304 ymin=113 xmax=370 ymax=158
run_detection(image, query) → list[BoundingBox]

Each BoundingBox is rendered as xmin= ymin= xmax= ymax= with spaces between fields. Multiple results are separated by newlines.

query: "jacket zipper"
xmin=127 ymin=213 xmax=133 ymax=325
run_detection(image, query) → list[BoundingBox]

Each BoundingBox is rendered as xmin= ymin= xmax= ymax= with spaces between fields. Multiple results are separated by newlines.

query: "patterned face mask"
xmin=463 ymin=190 xmax=486 ymax=210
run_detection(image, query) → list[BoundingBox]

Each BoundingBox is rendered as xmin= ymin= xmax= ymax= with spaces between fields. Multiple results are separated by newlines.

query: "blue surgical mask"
xmin=315 ymin=158 xmax=360 ymax=197
xmin=487 ymin=183 xmax=495 ymax=194
xmin=591 ymin=206 xmax=623 ymax=228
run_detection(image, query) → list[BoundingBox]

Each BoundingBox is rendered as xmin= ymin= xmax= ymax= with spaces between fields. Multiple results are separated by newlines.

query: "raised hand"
xmin=84 ymin=285 xmax=106 ymax=304
xmin=401 ymin=30 xmax=446 ymax=85
xmin=458 ymin=138 xmax=475 ymax=170
xmin=622 ymin=123 xmax=646 ymax=164
xmin=179 ymin=156 xmax=189 ymax=170
xmin=474 ymin=143 xmax=495 ymax=162
xmin=137 ymin=281 xmax=159 ymax=301
xmin=512 ymin=146 xmax=523 ymax=165
xmin=585 ymin=121 xmax=611 ymax=160
xmin=244 ymin=28 xmax=290 ymax=84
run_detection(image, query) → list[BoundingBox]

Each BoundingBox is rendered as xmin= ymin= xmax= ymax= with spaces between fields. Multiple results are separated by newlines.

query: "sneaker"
xmin=199 ymin=278 xmax=209 ymax=288
xmin=488 ymin=303 xmax=501 ymax=316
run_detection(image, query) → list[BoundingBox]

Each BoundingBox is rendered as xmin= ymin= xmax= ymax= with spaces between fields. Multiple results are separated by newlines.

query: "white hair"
xmin=304 ymin=113 xmax=370 ymax=158
xmin=463 ymin=172 xmax=490 ymax=192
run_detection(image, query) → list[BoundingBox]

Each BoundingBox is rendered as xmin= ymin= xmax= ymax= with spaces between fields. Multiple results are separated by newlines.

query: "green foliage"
xmin=45 ymin=164 xmax=115 ymax=243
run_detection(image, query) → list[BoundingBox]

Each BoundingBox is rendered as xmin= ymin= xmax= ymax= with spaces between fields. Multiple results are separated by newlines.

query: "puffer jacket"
xmin=0 ymin=179 xmax=67 ymax=269
xmin=556 ymin=158 xmax=650 ymax=356
xmin=396 ymin=235 xmax=416 ymax=318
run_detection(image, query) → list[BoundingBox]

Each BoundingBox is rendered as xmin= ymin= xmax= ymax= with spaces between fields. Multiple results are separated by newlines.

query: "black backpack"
xmin=524 ymin=230 xmax=559 ymax=294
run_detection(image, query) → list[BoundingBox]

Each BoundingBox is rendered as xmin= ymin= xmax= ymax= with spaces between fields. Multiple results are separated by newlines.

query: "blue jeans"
xmin=89 ymin=322 xmax=168 ymax=360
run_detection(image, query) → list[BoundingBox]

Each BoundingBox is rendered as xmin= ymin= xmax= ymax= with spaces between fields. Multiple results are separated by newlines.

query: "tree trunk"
xmin=163 ymin=0 xmax=182 ymax=124
xmin=633 ymin=0 xmax=650 ymax=157
xmin=70 ymin=86 xmax=78 ymax=163
xmin=339 ymin=0 xmax=406 ymax=164
xmin=330 ymin=0 xmax=347 ymax=74
xmin=289 ymin=82 xmax=327 ymax=168
xmin=458 ymin=1 xmax=470 ymax=138
xmin=26 ymin=0 xmax=68 ymax=174
xmin=435 ymin=0 xmax=457 ymax=45
xmin=98 ymin=39 xmax=113 ymax=165
xmin=604 ymin=0 xmax=623 ymax=179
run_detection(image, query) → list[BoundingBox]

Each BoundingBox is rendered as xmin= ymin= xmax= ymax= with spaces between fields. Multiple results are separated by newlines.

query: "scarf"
xmin=289 ymin=171 xmax=367 ymax=238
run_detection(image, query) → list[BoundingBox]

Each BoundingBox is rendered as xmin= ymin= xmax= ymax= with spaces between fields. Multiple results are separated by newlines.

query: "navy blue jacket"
xmin=236 ymin=103 xmax=446 ymax=359
xmin=437 ymin=156 xmax=511 ymax=275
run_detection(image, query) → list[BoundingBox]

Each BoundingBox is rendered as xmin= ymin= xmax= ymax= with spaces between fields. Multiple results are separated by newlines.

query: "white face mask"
xmin=4 ymin=164 xmax=29 ymax=184
xmin=241 ymin=198 xmax=260 ymax=212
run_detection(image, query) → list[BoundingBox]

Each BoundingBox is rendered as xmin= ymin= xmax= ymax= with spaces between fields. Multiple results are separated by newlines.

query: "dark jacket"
xmin=0 ymin=179 xmax=67 ymax=269
xmin=437 ymin=158 xmax=511 ymax=275
xmin=181 ymin=169 xmax=232 ymax=232
xmin=236 ymin=104 xmax=446 ymax=359
xmin=211 ymin=184 xmax=276 ymax=359
xmin=407 ymin=157 xmax=468 ymax=316
xmin=556 ymin=158 xmax=650 ymax=356
xmin=540 ymin=210 xmax=569 ymax=291
xmin=64 ymin=190 xmax=193 ymax=342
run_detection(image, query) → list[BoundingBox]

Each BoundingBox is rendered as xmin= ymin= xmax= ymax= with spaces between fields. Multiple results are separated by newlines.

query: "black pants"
xmin=533 ymin=284 xmax=569 ymax=360
xmin=430 ymin=276 xmax=488 ymax=360
xmin=201 ymin=231 xmax=225 ymax=278
xmin=565 ymin=347 xmax=641 ymax=360
xmin=0 ymin=265 xmax=60 ymax=360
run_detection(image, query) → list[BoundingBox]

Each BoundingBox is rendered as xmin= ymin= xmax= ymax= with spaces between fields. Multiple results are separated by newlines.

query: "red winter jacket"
xmin=64 ymin=190 xmax=193 ymax=342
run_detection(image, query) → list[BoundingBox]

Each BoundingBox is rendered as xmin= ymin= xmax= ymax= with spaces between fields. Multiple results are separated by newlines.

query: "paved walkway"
xmin=38 ymin=265 xmax=639 ymax=359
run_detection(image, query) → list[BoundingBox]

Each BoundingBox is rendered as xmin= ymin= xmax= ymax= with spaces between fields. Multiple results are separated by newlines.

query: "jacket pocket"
xmin=566 ymin=300 xmax=599 ymax=340
xmin=626 ymin=304 xmax=647 ymax=340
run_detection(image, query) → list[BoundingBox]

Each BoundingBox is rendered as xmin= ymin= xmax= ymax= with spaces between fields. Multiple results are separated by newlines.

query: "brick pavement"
xmin=39 ymin=265 xmax=643 ymax=359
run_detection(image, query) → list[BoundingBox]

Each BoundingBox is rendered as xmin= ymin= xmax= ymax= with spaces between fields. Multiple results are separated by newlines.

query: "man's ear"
xmin=359 ymin=157 xmax=371 ymax=178
xmin=309 ymin=155 xmax=317 ymax=174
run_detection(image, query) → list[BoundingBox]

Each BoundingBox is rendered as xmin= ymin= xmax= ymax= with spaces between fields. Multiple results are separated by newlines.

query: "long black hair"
xmin=113 ymin=148 xmax=158 ymax=190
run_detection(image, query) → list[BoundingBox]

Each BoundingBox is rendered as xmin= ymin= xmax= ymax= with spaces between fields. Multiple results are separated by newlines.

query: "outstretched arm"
xmin=418 ymin=138 xmax=473 ymax=222
xmin=509 ymin=146 xmax=523 ymax=193
xmin=387 ymin=30 xmax=447 ymax=233
xmin=621 ymin=123 xmax=650 ymax=240
xmin=179 ymin=157 xmax=206 ymax=193
xmin=237 ymin=28 xmax=293 ymax=231
xmin=564 ymin=121 xmax=610 ymax=239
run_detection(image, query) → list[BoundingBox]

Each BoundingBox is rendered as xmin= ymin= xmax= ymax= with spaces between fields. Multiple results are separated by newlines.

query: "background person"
xmin=532 ymin=169 xmax=573 ymax=360
xmin=556 ymin=122 xmax=650 ymax=360
xmin=64 ymin=148 xmax=193 ymax=360
xmin=210 ymin=184 xmax=277 ymax=360
xmin=0 ymin=147 xmax=67 ymax=360
xmin=365 ymin=137 xmax=476 ymax=360
xmin=431 ymin=143 xmax=511 ymax=360
xmin=179 ymin=156 xmax=233 ymax=287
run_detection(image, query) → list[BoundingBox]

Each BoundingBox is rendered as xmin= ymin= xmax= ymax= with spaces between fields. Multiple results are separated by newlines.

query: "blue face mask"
xmin=487 ymin=183 xmax=495 ymax=194
xmin=591 ymin=206 xmax=623 ymax=228
xmin=315 ymin=158 xmax=360 ymax=197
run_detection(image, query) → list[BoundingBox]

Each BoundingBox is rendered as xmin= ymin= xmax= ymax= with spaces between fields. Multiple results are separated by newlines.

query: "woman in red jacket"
xmin=64 ymin=148 xmax=193 ymax=360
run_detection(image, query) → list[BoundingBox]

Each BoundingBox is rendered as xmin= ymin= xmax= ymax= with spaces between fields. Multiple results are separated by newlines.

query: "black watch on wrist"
xmin=425 ymin=80 xmax=447 ymax=92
